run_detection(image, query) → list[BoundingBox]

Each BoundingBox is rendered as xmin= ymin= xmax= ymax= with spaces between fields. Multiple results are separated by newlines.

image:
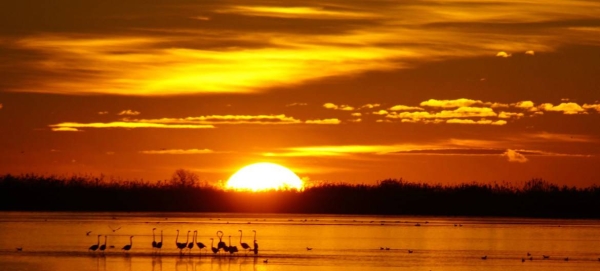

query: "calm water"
xmin=1 ymin=212 xmax=599 ymax=271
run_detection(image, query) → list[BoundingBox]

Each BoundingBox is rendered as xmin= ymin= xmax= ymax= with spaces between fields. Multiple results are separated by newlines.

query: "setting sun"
xmin=226 ymin=162 xmax=304 ymax=191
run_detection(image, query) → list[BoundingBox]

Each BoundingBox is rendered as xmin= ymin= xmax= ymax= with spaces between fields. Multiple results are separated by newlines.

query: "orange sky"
xmin=1 ymin=0 xmax=599 ymax=186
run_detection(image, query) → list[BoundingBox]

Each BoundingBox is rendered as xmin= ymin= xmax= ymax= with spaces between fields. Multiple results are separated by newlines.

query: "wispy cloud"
xmin=305 ymin=118 xmax=341 ymax=125
xmin=98 ymin=111 xmax=109 ymax=115
xmin=117 ymin=110 xmax=141 ymax=116
xmin=502 ymin=149 xmax=528 ymax=163
xmin=496 ymin=51 xmax=512 ymax=58
xmin=286 ymin=103 xmax=308 ymax=107
xmin=420 ymin=99 xmax=488 ymax=108
xmin=216 ymin=6 xmax=377 ymax=19
xmin=50 ymin=122 xmax=215 ymax=130
xmin=51 ymin=127 xmax=81 ymax=132
xmin=323 ymin=103 xmax=355 ymax=111
xmin=140 ymin=149 xmax=214 ymax=154
xmin=389 ymin=105 xmax=423 ymax=111
xmin=446 ymin=119 xmax=506 ymax=125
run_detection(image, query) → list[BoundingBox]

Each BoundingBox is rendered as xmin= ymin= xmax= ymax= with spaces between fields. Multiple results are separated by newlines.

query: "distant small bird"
xmin=16 ymin=247 xmax=23 ymax=251
xmin=109 ymin=226 xmax=121 ymax=232
xmin=529 ymin=256 xmax=533 ymax=261
xmin=564 ymin=257 xmax=569 ymax=261
xmin=306 ymin=247 xmax=312 ymax=251
xmin=380 ymin=247 xmax=384 ymax=250
xmin=408 ymin=250 xmax=413 ymax=253
xmin=527 ymin=252 xmax=531 ymax=256
xmin=521 ymin=258 xmax=525 ymax=262
xmin=415 ymin=223 xmax=421 ymax=226
xmin=385 ymin=247 xmax=390 ymax=250
xmin=86 ymin=231 xmax=92 ymax=236
xmin=481 ymin=256 xmax=487 ymax=260
xmin=263 ymin=259 xmax=268 ymax=263
xmin=543 ymin=255 xmax=550 ymax=259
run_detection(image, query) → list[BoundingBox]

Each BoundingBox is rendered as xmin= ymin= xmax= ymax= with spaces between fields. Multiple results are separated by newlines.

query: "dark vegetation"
xmin=1 ymin=170 xmax=599 ymax=218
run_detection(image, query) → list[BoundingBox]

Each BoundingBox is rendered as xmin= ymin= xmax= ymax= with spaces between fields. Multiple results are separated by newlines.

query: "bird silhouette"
xmin=306 ymin=247 xmax=313 ymax=251
xmin=210 ymin=238 xmax=219 ymax=254
xmin=16 ymin=247 xmax=23 ymax=252
xmin=481 ymin=255 xmax=487 ymax=260
xmin=86 ymin=231 xmax=92 ymax=236
xmin=217 ymin=231 xmax=227 ymax=251
xmin=263 ymin=259 xmax=268 ymax=263
xmin=228 ymin=236 xmax=238 ymax=255
xmin=408 ymin=250 xmax=413 ymax=253
xmin=89 ymin=235 xmax=101 ymax=252
xmin=109 ymin=226 xmax=121 ymax=232
xmin=543 ymin=255 xmax=550 ymax=259
xmin=238 ymin=230 xmax=250 ymax=253
xmin=175 ymin=230 xmax=187 ymax=254
xmin=99 ymin=236 xmax=107 ymax=253
xmin=194 ymin=231 xmax=206 ymax=254
xmin=152 ymin=228 xmax=157 ymax=250
xmin=187 ymin=231 xmax=194 ymax=253
xmin=252 ymin=230 xmax=259 ymax=255
xmin=122 ymin=236 xmax=133 ymax=252
xmin=156 ymin=230 xmax=163 ymax=253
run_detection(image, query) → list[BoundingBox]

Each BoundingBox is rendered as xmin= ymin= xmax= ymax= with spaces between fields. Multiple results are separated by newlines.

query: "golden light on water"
xmin=226 ymin=163 xmax=304 ymax=191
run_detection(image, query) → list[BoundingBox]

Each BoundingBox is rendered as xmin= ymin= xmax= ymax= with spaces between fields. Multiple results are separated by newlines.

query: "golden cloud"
xmin=513 ymin=101 xmax=535 ymax=109
xmin=217 ymin=6 xmax=377 ymax=19
xmin=51 ymin=127 xmax=81 ymax=132
xmin=583 ymin=103 xmax=600 ymax=112
xmin=498 ymin=112 xmax=525 ymax=119
xmin=502 ymin=149 xmax=528 ymax=163
xmin=133 ymin=114 xmax=302 ymax=125
xmin=117 ymin=110 xmax=141 ymax=116
xmin=420 ymin=99 xmax=487 ymax=108
xmin=539 ymin=102 xmax=586 ymax=114
xmin=305 ymin=118 xmax=341 ymax=125
xmin=446 ymin=119 xmax=506 ymax=125
xmin=323 ymin=103 xmax=355 ymax=111
xmin=50 ymin=122 xmax=215 ymax=130
xmin=496 ymin=51 xmax=512 ymax=58
xmin=389 ymin=105 xmax=424 ymax=111
xmin=140 ymin=149 xmax=214 ymax=154
xmin=360 ymin=104 xmax=381 ymax=109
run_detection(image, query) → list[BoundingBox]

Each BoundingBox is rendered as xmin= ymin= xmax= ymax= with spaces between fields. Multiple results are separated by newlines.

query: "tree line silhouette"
xmin=1 ymin=171 xmax=599 ymax=218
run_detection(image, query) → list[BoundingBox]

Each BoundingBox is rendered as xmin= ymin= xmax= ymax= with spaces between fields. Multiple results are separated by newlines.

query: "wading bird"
xmin=306 ymin=247 xmax=313 ymax=251
xmin=239 ymin=230 xmax=250 ymax=253
xmin=228 ymin=236 xmax=238 ymax=255
xmin=187 ymin=231 xmax=194 ymax=253
xmin=152 ymin=228 xmax=157 ymax=250
xmin=210 ymin=238 xmax=219 ymax=254
xmin=195 ymin=231 xmax=206 ymax=254
xmin=175 ymin=230 xmax=187 ymax=254
xmin=89 ymin=235 xmax=101 ymax=252
xmin=122 ymin=236 xmax=133 ymax=252
xmin=253 ymin=230 xmax=259 ymax=255
xmin=99 ymin=235 xmax=107 ymax=253
xmin=156 ymin=230 xmax=163 ymax=253
xmin=217 ymin=231 xmax=227 ymax=251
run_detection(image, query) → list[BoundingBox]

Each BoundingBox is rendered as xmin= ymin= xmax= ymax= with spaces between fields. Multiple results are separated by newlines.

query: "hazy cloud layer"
xmin=2 ymin=0 xmax=600 ymax=95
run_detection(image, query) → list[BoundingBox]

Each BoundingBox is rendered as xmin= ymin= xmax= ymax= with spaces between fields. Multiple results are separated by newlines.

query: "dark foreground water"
xmin=1 ymin=212 xmax=599 ymax=271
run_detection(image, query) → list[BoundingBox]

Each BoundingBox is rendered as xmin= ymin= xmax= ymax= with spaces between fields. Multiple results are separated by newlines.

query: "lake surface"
xmin=1 ymin=212 xmax=599 ymax=271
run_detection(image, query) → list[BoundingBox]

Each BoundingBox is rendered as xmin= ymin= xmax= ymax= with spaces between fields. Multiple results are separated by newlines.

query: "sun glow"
xmin=226 ymin=162 xmax=304 ymax=191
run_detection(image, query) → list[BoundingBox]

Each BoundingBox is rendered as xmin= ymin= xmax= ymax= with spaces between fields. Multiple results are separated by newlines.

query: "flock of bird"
xmin=87 ymin=229 xmax=259 ymax=256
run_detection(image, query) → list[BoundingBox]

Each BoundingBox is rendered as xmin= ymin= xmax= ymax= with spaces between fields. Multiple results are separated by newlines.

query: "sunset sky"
xmin=1 ymin=0 xmax=599 ymax=186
